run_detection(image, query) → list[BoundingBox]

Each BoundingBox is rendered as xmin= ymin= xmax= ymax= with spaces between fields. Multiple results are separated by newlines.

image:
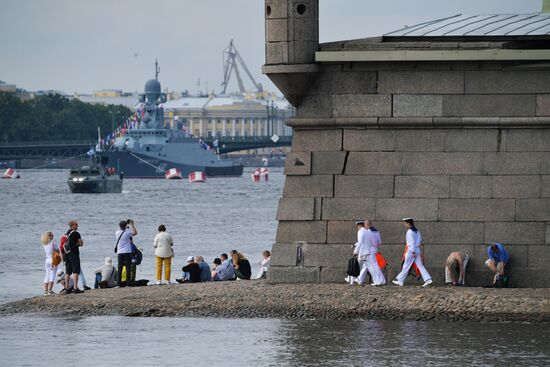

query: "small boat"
xmin=2 ymin=168 xmax=20 ymax=179
xmin=251 ymin=167 xmax=268 ymax=182
xmin=68 ymin=162 xmax=122 ymax=194
xmin=165 ymin=168 xmax=182 ymax=180
xmin=188 ymin=171 xmax=206 ymax=183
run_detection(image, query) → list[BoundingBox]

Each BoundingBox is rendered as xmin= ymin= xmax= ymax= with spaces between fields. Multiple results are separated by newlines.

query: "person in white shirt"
xmin=345 ymin=221 xmax=373 ymax=285
xmin=254 ymin=250 xmax=271 ymax=279
xmin=153 ymin=224 xmax=174 ymax=285
xmin=365 ymin=220 xmax=386 ymax=286
xmin=40 ymin=231 xmax=59 ymax=296
xmin=94 ymin=257 xmax=117 ymax=288
xmin=115 ymin=219 xmax=137 ymax=287
xmin=393 ymin=218 xmax=432 ymax=287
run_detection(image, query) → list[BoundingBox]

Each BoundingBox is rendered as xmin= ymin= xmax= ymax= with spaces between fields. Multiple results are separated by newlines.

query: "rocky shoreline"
xmin=1 ymin=282 xmax=549 ymax=322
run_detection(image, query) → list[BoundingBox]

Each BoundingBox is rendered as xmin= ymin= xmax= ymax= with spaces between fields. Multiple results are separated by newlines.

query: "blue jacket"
xmin=487 ymin=243 xmax=509 ymax=263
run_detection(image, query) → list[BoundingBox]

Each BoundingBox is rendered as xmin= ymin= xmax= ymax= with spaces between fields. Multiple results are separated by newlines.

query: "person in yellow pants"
xmin=153 ymin=224 xmax=174 ymax=285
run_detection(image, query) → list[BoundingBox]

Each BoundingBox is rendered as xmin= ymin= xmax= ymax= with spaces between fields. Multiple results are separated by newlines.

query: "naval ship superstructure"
xmin=103 ymin=67 xmax=243 ymax=178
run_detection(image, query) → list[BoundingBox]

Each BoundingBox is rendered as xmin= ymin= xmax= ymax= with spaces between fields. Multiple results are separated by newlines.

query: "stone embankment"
xmin=1 ymin=282 xmax=549 ymax=322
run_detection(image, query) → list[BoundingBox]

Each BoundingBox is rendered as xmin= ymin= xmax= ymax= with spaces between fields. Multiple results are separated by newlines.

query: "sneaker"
xmin=44 ymin=292 xmax=49 ymax=296
xmin=392 ymin=280 xmax=404 ymax=286
xmin=422 ymin=279 xmax=433 ymax=287
xmin=60 ymin=288 xmax=72 ymax=295
xmin=83 ymin=286 xmax=91 ymax=291
xmin=155 ymin=281 xmax=162 ymax=285
xmin=344 ymin=276 xmax=350 ymax=283
xmin=48 ymin=290 xmax=55 ymax=295
xmin=73 ymin=288 xmax=84 ymax=294
xmin=175 ymin=278 xmax=184 ymax=284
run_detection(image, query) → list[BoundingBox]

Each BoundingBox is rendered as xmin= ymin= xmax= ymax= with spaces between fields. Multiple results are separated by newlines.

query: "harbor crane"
xmin=221 ymin=40 xmax=263 ymax=95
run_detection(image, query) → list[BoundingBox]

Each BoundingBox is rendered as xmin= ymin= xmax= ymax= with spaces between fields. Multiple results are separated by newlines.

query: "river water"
xmin=1 ymin=169 xmax=549 ymax=366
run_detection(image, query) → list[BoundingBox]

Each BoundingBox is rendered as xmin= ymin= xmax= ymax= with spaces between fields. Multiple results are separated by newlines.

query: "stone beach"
xmin=1 ymin=282 xmax=549 ymax=322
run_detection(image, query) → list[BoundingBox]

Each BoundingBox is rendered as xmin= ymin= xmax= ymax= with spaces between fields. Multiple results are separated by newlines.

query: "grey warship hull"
xmin=103 ymin=150 xmax=243 ymax=178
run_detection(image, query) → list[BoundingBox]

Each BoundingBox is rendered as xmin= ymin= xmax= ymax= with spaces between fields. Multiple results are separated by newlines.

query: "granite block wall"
xmin=268 ymin=65 xmax=550 ymax=288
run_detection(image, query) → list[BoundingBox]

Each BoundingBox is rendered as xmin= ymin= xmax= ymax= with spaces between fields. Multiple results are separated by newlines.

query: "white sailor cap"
xmin=402 ymin=217 xmax=414 ymax=221
xmin=186 ymin=256 xmax=194 ymax=262
xmin=355 ymin=220 xmax=365 ymax=225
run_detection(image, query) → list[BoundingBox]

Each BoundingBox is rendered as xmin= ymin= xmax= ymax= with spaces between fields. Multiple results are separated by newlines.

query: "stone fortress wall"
xmin=264 ymin=0 xmax=550 ymax=287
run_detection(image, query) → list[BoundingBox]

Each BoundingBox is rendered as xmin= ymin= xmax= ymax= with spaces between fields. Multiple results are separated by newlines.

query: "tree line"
xmin=0 ymin=93 xmax=132 ymax=142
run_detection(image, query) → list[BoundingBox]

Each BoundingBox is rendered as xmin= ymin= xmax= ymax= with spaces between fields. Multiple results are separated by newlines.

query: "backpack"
xmin=131 ymin=243 xmax=143 ymax=265
xmin=347 ymin=256 xmax=360 ymax=277
xmin=60 ymin=231 xmax=74 ymax=255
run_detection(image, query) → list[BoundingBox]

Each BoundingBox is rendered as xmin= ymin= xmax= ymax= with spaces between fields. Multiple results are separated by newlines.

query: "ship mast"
xmin=155 ymin=59 xmax=160 ymax=81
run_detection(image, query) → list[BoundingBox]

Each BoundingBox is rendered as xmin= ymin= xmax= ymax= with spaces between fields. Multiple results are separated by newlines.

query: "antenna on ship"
xmin=155 ymin=59 xmax=160 ymax=81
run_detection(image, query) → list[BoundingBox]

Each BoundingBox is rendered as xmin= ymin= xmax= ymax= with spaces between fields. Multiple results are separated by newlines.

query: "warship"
xmin=102 ymin=63 xmax=243 ymax=178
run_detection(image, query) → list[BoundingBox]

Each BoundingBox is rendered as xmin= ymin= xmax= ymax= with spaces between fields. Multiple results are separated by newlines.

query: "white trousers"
xmin=356 ymin=259 xmax=372 ymax=285
xmin=396 ymin=252 xmax=431 ymax=283
xmin=255 ymin=266 xmax=268 ymax=279
xmin=368 ymin=253 xmax=386 ymax=285
xmin=445 ymin=254 xmax=469 ymax=284
xmin=44 ymin=258 xmax=58 ymax=283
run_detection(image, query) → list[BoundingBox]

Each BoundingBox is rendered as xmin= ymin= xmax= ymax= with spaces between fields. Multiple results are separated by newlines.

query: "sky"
xmin=0 ymin=0 xmax=543 ymax=95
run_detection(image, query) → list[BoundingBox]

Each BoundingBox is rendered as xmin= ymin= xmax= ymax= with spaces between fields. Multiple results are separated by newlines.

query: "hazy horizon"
xmin=0 ymin=0 xmax=542 ymax=95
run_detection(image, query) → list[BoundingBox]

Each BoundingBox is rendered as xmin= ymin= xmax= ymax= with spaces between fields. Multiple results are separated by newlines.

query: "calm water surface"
xmin=1 ymin=169 xmax=549 ymax=366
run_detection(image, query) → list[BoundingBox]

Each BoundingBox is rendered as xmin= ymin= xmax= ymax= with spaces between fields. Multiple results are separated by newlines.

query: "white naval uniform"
xmin=354 ymin=227 xmax=376 ymax=285
xmin=395 ymin=228 xmax=431 ymax=284
xmin=366 ymin=228 xmax=386 ymax=285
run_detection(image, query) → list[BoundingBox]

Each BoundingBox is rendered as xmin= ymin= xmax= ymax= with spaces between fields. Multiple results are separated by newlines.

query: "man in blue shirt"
xmin=485 ymin=243 xmax=509 ymax=285
xmin=195 ymin=255 xmax=212 ymax=282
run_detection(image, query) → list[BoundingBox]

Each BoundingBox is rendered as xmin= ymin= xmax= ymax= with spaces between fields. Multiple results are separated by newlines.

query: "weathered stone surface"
xmin=284 ymin=152 xmax=311 ymax=175
xmin=345 ymin=152 xmax=402 ymax=175
xmin=420 ymin=222 xmax=484 ymax=245
xmin=403 ymin=152 xmax=483 ymax=175
xmin=266 ymin=18 xmax=288 ymax=42
xmin=334 ymin=175 xmax=394 ymax=197
xmin=484 ymin=153 xmax=550 ymax=175
xmin=343 ymin=129 xmax=396 ymax=151
xmin=327 ymin=221 xmax=357 ymax=243
xmin=319 ymin=267 xmax=347 ymax=283
xmin=516 ymin=199 xmax=550 ymax=221
xmin=332 ymin=94 xmax=392 ymax=118
xmin=266 ymin=42 xmax=288 ymax=64
xmin=264 ymin=0 xmax=288 ymax=19
xmin=292 ymin=129 xmax=342 ymax=151
xmin=393 ymin=95 xmax=443 ymax=117
xmin=331 ymin=71 xmax=377 ymax=94
xmin=547 ymin=224 xmax=550 ymax=245
xmin=485 ymin=222 xmax=546 ymax=245
xmin=395 ymin=130 xmax=445 ymax=152
xmin=283 ymin=175 xmax=333 ymax=197
xmin=322 ymin=198 xmax=375 ymax=220
xmin=543 ymin=176 xmax=550 ymax=198
xmin=311 ymin=151 xmax=347 ymax=174
xmin=375 ymin=198 xmax=439 ymax=221
xmin=373 ymin=221 xmax=406 ymax=244
xmin=438 ymin=199 xmax=515 ymax=221
xmin=394 ymin=176 xmax=449 ymax=198
xmin=378 ymin=71 xmax=464 ymax=94
xmin=450 ymin=176 xmax=493 ymax=198
xmin=276 ymin=221 xmax=327 ymax=243
xmin=506 ymin=130 xmax=550 ymax=152
xmin=473 ymin=244 xmax=529 ymax=268
xmin=445 ymin=129 xmax=499 ymax=152
xmin=442 ymin=95 xmax=536 ymax=117
xmin=267 ymin=266 xmax=320 ymax=284
xmin=536 ymin=94 xmax=550 ymax=116
xmin=295 ymin=94 xmax=333 ymax=118
xmin=304 ymin=244 xmax=352 ymax=267
xmin=465 ymin=71 xmax=550 ymax=94
xmin=276 ymin=198 xmax=315 ymax=221
xmin=492 ymin=175 xmax=540 ymax=198
xmin=529 ymin=245 xmax=550 ymax=268
xmin=314 ymin=197 xmax=322 ymax=220
xmin=270 ymin=242 xmax=300 ymax=266
xmin=421 ymin=244 xmax=475 ymax=268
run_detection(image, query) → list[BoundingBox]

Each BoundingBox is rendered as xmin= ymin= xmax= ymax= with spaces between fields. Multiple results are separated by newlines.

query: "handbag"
xmin=347 ymin=256 xmax=360 ymax=277
xmin=51 ymin=242 xmax=62 ymax=266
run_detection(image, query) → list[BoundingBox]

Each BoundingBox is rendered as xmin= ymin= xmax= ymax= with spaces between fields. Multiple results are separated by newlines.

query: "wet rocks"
xmin=0 ymin=282 xmax=549 ymax=322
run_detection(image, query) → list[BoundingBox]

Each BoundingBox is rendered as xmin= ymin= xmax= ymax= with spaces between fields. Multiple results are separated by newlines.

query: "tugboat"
xmin=68 ymin=156 xmax=123 ymax=193
xmin=102 ymin=61 xmax=243 ymax=178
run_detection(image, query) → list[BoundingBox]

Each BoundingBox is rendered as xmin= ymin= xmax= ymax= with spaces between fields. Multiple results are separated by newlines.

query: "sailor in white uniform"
xmin=392 ymin=218 xmax=432 ymax=287
xmin=345 ymin=221 xmax=371 ymax=285
xmin=364 ymin=220 xmax=386 ymax=286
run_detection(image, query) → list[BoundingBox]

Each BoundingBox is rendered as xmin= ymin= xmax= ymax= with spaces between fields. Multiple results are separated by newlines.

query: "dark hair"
xmin=220 ymin=253 xmax=228 ymax=260
xmin=119 ymin=220 xmax=127 ymax=229
xmin=230 ymin=249 xmax=238 ymax=255
xmin=213 ymin=258 xmax=222 ymax=265
xmin=158 ymin=224 xmax=166 ymax=232
xmin=263 ymin=250 xmax=271 ymax=257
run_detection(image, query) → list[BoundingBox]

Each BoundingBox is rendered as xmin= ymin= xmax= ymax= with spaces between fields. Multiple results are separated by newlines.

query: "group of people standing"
xmin=40 ymin=219 xmax=272 ymax=295
xmin=347 ymin=217 xmax=510 ymax=288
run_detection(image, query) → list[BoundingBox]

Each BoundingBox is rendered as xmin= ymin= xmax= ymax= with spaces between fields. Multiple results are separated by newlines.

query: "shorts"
xmin=65 ymin=253 xmax=81 ymax=275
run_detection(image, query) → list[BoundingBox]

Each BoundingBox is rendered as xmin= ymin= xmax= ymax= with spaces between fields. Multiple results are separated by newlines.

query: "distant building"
xmin=75 ymin=93 xmax=139 ymax=109
xmin=0 ymin=81 xmax=16 ymax=93
xmin=163 ymin=94 xmax=293 ymax=138
xmin=94 ymin=89 xmax=123 ymax=97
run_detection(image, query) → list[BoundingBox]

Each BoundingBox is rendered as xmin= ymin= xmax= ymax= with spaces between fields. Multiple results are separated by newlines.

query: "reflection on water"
xmin=1 ymin=316 xmax=549 ymax=366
